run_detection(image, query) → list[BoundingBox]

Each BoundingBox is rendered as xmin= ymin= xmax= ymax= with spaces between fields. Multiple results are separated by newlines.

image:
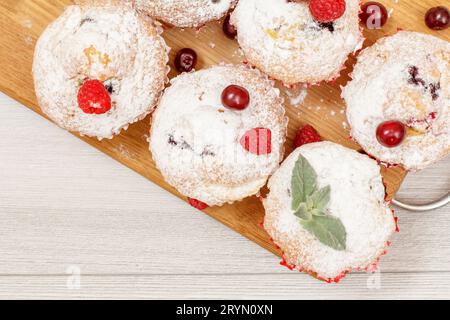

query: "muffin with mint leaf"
xmin=263 ymin=141 xmax=396 ymax=283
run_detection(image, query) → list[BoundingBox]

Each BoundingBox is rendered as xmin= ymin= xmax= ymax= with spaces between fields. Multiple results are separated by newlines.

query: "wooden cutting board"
xmin=0 ymin=0 xmax=447 ymax=258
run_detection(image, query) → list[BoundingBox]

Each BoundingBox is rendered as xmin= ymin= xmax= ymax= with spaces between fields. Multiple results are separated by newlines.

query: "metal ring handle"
xmin=392 ymin=193 xmax=450 ymax=212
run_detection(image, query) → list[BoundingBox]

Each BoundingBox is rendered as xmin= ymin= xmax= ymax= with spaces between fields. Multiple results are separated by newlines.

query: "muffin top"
xmin=33 ymin=4 xmax=169 ymax=139
xmin=231 ymin=0 xmax=363 ymax=84
xmin=136 ymin=0 xmax=236 ymax=28
xmin=263 ymin=142 xmax=395 ymax=281
xmin=343 ymin=31 xmax=449 ymax=171
xmin=150 ymin=64 xmax=288 ymax=206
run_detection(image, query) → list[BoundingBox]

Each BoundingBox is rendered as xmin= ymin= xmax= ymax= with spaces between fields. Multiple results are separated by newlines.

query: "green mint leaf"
xmin=310 ymin=185 xmax=331 ymax=212
xmin=291 ymin=154 xmax=317 ymax=211
xmin=290 ymin=154 xmax=347 ymax=251
xmin=300 ymin=215 xmax=347 ymax=251
xmin=311 ymin=209 xmax=326 ymax=217
xmin=294 ymin=203 xmax=312 ymax=221
xmin=306 ymin=196 xmax=314 ymax=211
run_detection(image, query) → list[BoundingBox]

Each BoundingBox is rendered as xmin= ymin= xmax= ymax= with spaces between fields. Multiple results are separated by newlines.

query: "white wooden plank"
xmin=0 ymin=93 xmax=449 ymax=277
xmin=0 ymin=273 xmax=449 ymax=299
xmin=0 ymin=91 xmax=449 ymax=303
xmin=396 ymin=159 xmax=449 ymax=204
xmin=0 ymin=203 xmax=449 ymax=275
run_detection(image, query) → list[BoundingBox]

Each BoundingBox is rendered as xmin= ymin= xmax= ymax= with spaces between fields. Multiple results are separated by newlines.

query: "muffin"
xmin=343 ymin=31 xmax=449 ymax=171
xmin=263 ymin=141 xmax=396 ymax=282
xmin=33 ymin=3 xmax=169 ymax=140
xmin=136 ymin=0 xmax=236 ymax=28
xmin=231 ymin=0 xmax=363 ymax=85
xmin=150 ymin=64 xmax=288 ymax=206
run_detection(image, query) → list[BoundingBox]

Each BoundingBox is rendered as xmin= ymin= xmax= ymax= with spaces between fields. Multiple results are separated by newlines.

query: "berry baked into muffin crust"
xmin=343 ymin=31 xmax=449 ymax=171
xmin=231 ymin=0 xmax=363 ymax=85
xmin=263 ymin=142 xmax=396 ymax=282
xmin=150 ymin=65 xmax=288 ymax=207
xmin=136 ymin=0 xmax=236 ymax=28
xmin=33 ymin=3 xmax=169 ymax=139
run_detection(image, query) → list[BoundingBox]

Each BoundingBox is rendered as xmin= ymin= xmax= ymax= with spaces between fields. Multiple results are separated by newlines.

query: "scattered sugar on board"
xmin=285 ymin=84 xmax=308 ymax=108
xmin=21 ymin=19 xmax=33 ymax=29
xmin=24 ymin=35 xmax=34 ymax=47
xmin=114 ymin=144 xmax=138 ymax=160
xmin=388 ymin=8 xmax=394 ymax=17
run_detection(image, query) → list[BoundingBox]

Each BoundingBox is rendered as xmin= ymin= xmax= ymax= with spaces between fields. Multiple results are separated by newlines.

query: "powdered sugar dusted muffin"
xmin=136 ymin=0 xmax=236 ymax=28
xmin=150 ymin=65 xmax=288 ymax=206
xmin=263 ymin=142 xmax=396 ymax=282
xmin=231 ymin=0 xmax=363 ymax=85
xmin=33 ymin=3 xmax=169 ymax=140
xmin=343 ymin=31 xmax=450 ymax=171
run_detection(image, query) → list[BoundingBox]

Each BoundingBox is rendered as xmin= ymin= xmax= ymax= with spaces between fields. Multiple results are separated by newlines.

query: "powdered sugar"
xmin=33 ymin=4 xmax=169 ymax=139
xmin=263 ymin=142 xmax=395 ymax=279
xmin=231 ymin=0 xmax=363 ymax=85
xmin=343 ymin=31 xmax=450 ymax=171
xmin=284 ymin=84 xmax=308 ymax=108
xmin=136 ymin=0 xmax=236 ymax=28
xmin=150 ymin=65 xmax=288 ymax=206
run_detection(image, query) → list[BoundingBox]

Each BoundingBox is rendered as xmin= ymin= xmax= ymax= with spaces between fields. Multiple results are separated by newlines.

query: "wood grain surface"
xmin=0 ymin=0 xmax=448 ymax=269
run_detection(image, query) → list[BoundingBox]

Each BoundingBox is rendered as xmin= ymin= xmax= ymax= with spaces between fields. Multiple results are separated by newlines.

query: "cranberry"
xmin=174 ymin=48 xmax=197 ymax=73
xmin=425 ymin=6 xmax=449 ymax=30
xmin=376 ymin=121 xmax=406 ymax=148
xmin=188 ymin=198 xmax=209 ymax=210
xmin=223 ymin=14 xmax=237 ymax=39
xmin=359 ymin=2 xmax=388 ymax=29
xmin=221 ymin=85 xmax=250 ymax=110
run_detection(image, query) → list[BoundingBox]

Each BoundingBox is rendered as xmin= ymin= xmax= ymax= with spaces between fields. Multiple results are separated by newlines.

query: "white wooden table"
xmin=0 ymin=92 xmax=449 ymax=299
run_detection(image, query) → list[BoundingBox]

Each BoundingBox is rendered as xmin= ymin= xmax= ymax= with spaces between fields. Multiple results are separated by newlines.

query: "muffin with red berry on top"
xmin=149 ymin=64 xmax=288 ymax=207
xmin=263 ymin=141 xmax=396 ymax=282
xmin=343 ymin=31 xmax=449 ymax=171
xmin=136 ymin=0 xmax=236 ymax=28
xmin=230 ymin=0 xmax=363 ymax=85
xmin=33 ymin=3 xmax=169 ymax=140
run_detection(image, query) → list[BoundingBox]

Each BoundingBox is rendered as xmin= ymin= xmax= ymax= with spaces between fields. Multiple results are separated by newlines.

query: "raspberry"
xmin=309 ymin=0 xmax=346 ymax=23
xmin=188 ymin=198 xmax=209 ymax=210
xmin=240 ymin=128 xmax=272 ymax=155
xmin=77 ymin=79 xmax=112 ymax=114
xmin=294 ymin=124 xmax=322 ymax=148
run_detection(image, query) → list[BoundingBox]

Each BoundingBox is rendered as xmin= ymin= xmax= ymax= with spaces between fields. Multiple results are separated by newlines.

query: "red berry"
xmin=188 ymin=198 xmax=209 ymax=210
xmin=223 ymin=14 xmax=237 ymax=39
xmin=240 ymin=128 xmax=272 ymax=155
xmin=376 ymin=121 xmax=406 ymax=148
xmin=309 ymin=0 xmax=346 ymax=23
xmin=77 ymin=79 xmax=111 ymax=114
xmin=294 ymin=125 xmax=322 ymax=148
xmin=175 ymin=48 xmax=197 ymax=73
xmin=360 ymin=1 xmax=389 ymax=29
xmin=425 ymin=6 xmax=449 ymax=30
xmin=221 ymin=85 xmax=250 ymax=110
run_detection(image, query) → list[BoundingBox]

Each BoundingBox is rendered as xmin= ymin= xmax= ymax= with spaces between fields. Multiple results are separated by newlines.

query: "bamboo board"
xmin=1 ymin=0 xmax=447 ymax=257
